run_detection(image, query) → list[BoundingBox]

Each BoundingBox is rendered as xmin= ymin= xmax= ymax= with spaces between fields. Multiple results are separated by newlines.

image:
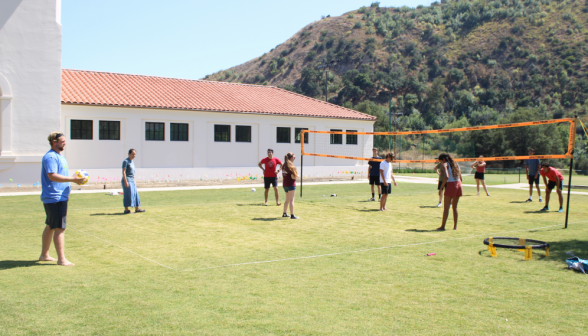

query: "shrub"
xmin=348 ymin=13 xmax=355 ymax=18
xmin=306 ymin=50 xmax=317 ymax=61
xmin=358 ymin=6 xmax=367 ymax=13
xmin=354 ymin=21 xmax=364 ymax=29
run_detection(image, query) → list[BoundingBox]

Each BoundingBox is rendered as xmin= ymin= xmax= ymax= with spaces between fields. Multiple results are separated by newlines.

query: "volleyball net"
xmin=299 ymin=118 xmax=577 ymax=164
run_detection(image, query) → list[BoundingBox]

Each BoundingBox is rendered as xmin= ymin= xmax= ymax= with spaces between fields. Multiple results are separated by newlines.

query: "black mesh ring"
xmin=483 ymin=237 xmax=549 ymax=250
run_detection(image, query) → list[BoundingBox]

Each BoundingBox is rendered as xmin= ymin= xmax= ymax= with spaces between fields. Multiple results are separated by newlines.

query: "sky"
xmin=62 ymin=0 xmax=431 ymax=80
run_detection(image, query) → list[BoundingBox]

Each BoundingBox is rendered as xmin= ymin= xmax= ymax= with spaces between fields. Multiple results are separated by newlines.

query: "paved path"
xmin=1 ymin=176 xmax=587 ymax=197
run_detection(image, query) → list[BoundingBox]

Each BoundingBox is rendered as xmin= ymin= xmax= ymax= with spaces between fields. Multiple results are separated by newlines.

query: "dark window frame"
xmin=277 ymin=127 xmax=291 ymax=143
xmin=214 ymin=124 xmax=231 ymax=142
xmin=70 ymin=119 xmax=93 ymax=140
xmin=170 ymin=123 xmax=189 ymax=141
xmin=330 ymin=129 xmax=343 ymax=145
xmin=295 ymin=127 xmax=309 ymax=144
xmin=145 ymin=122 xmax=165 ymax=141
xmin=236 ymin=125 xmax=252 ymax=143
xmin=99 ymin=120 xmax=120 ymax=140
xmin=346 ymin=130 xmax=358 ymax=145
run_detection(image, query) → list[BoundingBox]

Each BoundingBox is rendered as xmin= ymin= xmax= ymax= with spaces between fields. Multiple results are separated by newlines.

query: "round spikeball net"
xmin=483 ymin=237 xmax=549 ymax=260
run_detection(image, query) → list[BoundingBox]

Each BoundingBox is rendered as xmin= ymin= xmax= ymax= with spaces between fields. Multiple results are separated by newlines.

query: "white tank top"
xmin=447 ymin=164 xmax=459 ymax=182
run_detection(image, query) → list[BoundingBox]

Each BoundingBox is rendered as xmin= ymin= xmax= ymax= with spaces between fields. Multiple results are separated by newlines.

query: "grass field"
xmin=1 ymin=182 xmax=587 ymax=335
xmin=395 ymin=172 xmax=588 ymax=186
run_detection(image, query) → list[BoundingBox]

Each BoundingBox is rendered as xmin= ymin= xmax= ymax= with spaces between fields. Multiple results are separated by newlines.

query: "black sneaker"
xmin=282 ymin=213 xmax=289 ymax=218
xmin=124 ymin=210 xmax=131 ymax=214
xmin=525 ymin=198 xmax=532 ymax=202
xmin=290 ymin=215 xmax=299 ymax=219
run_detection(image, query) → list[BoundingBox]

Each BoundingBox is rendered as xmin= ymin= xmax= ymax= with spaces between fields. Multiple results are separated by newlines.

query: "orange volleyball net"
xmin=299 ymin=118 xmax=577 ymax=163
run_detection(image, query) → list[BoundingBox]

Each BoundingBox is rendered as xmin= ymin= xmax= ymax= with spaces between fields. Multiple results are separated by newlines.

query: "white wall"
xmin=0 ymin=0 xmax=62 ymax=156
xmin=0 ymin=0 xmax=62 ymax=186
xmin=61 ymin=105 xmax=374 ymax=173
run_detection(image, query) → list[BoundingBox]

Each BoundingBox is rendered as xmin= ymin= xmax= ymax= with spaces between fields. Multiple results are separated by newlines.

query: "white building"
xmin=0 ymin=0 xmax=376 ymax=186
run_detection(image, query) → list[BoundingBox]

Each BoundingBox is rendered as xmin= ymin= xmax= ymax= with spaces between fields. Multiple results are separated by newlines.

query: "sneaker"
xmin=124 ymin=210 xmax=131 ymax=214
xmin=476 ymin=193 xmax=480 ymax=196
xmin=135 ymin=209 xmax=146 ymax=213
xmin=539 ymin=198 xmax=543 ymax=203
xmin=525 ymin=198 xmax=533 ymax=202
xmin=486 ymin=193 xmax=491 ymax=196
xmin=558 ymin=208 xmax=563 ymax=213
xmin=282 ymin=213 xmax=289 ymax=218
xmin=368 ymin=197 xmax=375 ymax=202
xmin=437 ymin=202 xmax=442 ymax=207
xmin=540 ymin=207 xmax=549 ymax=211
xmin=290 ymin=215 xmax=299 ymax=219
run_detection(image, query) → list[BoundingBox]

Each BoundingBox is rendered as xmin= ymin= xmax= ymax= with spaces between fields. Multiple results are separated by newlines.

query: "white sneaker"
xmin=437 ymin=203 xmax=442 ymax=207
xmin=368 ymin=197 xmax=375 ymax=201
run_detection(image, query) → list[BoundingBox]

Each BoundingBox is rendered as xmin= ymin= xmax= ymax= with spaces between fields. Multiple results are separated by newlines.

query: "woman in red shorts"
xmin=437 ymin=153 xmax=463 ymax=231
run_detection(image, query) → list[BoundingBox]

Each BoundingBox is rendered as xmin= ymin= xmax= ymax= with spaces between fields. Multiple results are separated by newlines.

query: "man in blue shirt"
xmin=39 ymin=132 xmax=84 ymax=266
xmin=367 ymin=148 xmax=382 ymax=201
xmin=525 ymin=148 xmax=542 ymax=202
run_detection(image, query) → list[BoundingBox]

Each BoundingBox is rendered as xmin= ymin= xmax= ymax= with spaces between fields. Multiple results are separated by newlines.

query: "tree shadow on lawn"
xmin=0 ymin=260 xmax=54 ymax=271
xmin=90 ymin=213 xmax=127 ymax=216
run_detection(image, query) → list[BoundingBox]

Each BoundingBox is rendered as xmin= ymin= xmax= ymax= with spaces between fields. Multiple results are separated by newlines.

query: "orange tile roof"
xmin=61 ymin=69 xmax=376 ymax=121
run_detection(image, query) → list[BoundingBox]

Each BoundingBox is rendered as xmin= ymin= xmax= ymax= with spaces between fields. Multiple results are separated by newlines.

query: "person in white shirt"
xmin=379 ymin=153 xmax=397 ymax=211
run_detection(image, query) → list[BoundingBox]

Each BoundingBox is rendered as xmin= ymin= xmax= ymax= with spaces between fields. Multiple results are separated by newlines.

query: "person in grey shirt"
xmin=525 ymin=148 xmax=542 ymax=202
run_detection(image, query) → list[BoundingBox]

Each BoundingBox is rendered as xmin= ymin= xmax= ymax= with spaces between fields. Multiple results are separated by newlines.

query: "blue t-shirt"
xmin=368 ymin=156 xmax=382 ymax=176
xmin=122 ymin=158 xmax=135 ymax=180
xmin=41 ymin=150 xmax=70 ymax=204
xmin=526 ymin=159 xmax=541 ymax=176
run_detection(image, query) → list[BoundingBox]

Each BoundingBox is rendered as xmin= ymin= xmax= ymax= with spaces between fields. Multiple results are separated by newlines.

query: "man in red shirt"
xmin=258 ymin=149 xmax=283 ymax=206
xmin=539 ymin=163 xmax=564 ymax=212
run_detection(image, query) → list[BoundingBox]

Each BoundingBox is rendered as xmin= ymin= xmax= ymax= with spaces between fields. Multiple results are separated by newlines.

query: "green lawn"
xmin=396 ymin=172 xmax=588 ymax=186
xmin=1 ymin=183 xmax=587 ymax=335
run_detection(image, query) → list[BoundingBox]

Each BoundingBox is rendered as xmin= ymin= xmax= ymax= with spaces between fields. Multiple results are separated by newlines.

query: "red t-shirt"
xmin=282 ymin=166 xmax=296 ymax=187
xmin=540 ymin=167 xmax=564 ymax=182
xmin=476 ymin=162 xmax=485 ymax=173
xmin=260 ymin=157 xmax=282 ymax=177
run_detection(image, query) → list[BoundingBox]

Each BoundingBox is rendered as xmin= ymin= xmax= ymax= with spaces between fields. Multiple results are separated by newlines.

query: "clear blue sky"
xmin=62 ymin=0 xmax=429 ymax=80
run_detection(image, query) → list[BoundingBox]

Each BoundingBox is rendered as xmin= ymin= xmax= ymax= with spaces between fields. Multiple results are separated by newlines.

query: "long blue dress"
xmin=122 ymin=158 xmax=140 ymax=208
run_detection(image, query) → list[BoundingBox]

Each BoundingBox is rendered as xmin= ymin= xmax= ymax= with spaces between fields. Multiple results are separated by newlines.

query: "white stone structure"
xmin=0 ymin=0 xmax=63 ymax=186
xmin=0 ymin=0 xmax=376 ymax=186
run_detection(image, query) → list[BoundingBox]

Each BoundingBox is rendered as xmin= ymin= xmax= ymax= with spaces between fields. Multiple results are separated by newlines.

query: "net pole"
xmin=300 ymin=132 xmax=304 ymax=198
xmin=564 ymin=158 xmax=573 ymax=229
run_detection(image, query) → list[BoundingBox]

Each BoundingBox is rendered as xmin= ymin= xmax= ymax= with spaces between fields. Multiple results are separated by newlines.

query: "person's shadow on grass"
xmin=405 ymin=229 xmax=439 ymax=232
xmin=523 ymin=210 xmax=552 ymax=214
xmin=0 ymin=260 xmax=54 ymax=271
xmin=510 ymin=201 xmax=529 ymax=203
xmin=358 ymin=209 xmax=381 ymax=212
xmin=252 ymin=217 xmax=281 ymax=221
xmin=90 ymin=213 xmax=127 ymax=216
xmin=419 ymin=206 xmax=440 ymax=208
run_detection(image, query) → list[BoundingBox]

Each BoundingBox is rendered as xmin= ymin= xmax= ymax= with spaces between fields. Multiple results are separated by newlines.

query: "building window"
xmin=214 ymin=125 xmax=231 ymax=142
xmin=99 ymin=121 xmax=120 ymax=140
xmin=295 ymin=128 xmax=309 ymax=144
xmin=146 ymin=122 xmax=165 ymax=141
xmin=236 ymin=125 xmax=251 ymax=143
xmin=170 ymin=123 xmax=189 ymax=141
xmin=277 ymin=127 xmax=291 ymax=143
xmin=330 ymin=129 xmax=342 ymax=145
xmin=70 ymin=120 xmax=93 ymax=140
xmin=346 ymin=130 xmax=358 ymax=145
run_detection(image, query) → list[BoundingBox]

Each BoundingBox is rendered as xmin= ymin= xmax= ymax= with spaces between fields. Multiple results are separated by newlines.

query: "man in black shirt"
xmin=367 ymin=148 xmax=382 ymax=201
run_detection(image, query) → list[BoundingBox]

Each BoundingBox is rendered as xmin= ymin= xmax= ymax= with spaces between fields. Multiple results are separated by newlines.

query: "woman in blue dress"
xmin=122 ymin=149 xmax=145 ymax=214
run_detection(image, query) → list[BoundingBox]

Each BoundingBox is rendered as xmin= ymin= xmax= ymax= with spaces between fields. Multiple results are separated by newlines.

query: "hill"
xmin=204 ymin=0 xmax=588 ymax=170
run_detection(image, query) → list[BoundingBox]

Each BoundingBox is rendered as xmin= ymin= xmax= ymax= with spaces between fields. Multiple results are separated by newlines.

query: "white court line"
xmin=180 ymin=220 xmax=588 ymax=272
xmin=68 ymin=225 xmax=177 ymax=271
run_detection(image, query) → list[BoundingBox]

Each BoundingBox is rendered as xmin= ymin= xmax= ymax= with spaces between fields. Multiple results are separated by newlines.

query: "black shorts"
xmin=474 ymin=172 xmax=484 ymax=180
xmin=438 ymin=181 xmax=445 ymax=191
xmin=380 ymin=183 xmax=392 ymax=195
xmin=528 ymin=175 xmax=540 ymax=186
xmin=44 ymin=201 xmax=68 ymax=230
xmin=264 ymin=177 xmax=278 ymax=189
xmin=547 ymin=180 xmax=563 ymax=190
xmin=369 ymin=176 xmax=380 ymax=185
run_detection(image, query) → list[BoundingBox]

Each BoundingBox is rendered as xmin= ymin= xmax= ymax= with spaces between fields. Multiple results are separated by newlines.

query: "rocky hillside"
xmin=204 ymin=0 xmax=588 ymax=169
